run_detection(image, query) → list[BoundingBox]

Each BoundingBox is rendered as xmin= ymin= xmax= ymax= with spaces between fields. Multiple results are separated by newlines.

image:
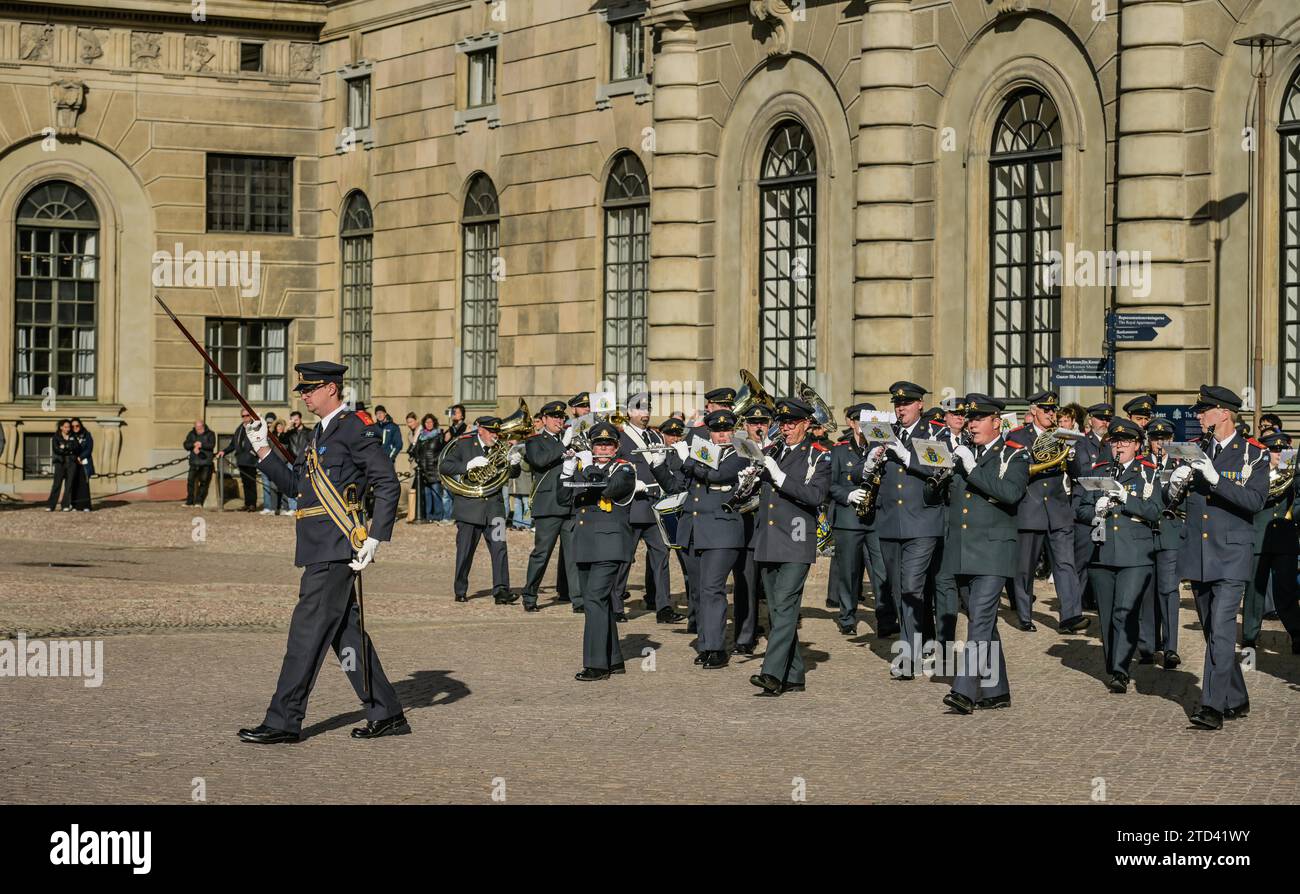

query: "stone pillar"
xmin=1115 ymin=0 xmax=1204 ymax=401
xmin=646 ymin=9 xmax=712 ymax=396
xmin=856 ymin=0 xmax=923 ymax=401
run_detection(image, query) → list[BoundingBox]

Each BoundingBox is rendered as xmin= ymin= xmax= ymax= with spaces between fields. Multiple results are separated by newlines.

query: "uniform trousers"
xmin=579 ymin=561 xmax=624 ymax=670
xmin=951 ymin=574 xmax=1010 ymax=702
xmin=454 ymin=520 xmax=510 ymax=598
xmin=264 ymin=561 xmax=402 ymax=734
xmin=758 ymin=561 xmax=811 ymax=686
xmin=1191 ymin=580 xmax=1248 ymax=713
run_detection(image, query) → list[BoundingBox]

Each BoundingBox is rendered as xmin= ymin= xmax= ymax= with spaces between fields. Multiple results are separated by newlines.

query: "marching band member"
xmin=672 ymin=409 xmax=750 ymax=668
xmin=1243 ymin=430 xmax=1300 ymax=654
xmin=874 ymin=381 xmax=946 ymax=677
xmin=1076 ymin=419 xmax=1163 ymax=693
xmin=1137 ymin=418 xmax=1184 ymax=668
xmin=1069 ymin=403 xmax=1114 ymax=611
xmin=615 ymin=392 xmax=680 ymax=623
xmin=1005 ymin=390 xmax=1089 ymax=635
xmin=827 ymin=402 xmax=886 ymax=637
xmin=521 ymin=400 xmax=582 ymax=613
xmin=940 ymin=394 xmax=1028 ymax=714
xmin=1167 ymin=385 xmax=1268 ymax=729
xmin=440 ymin=416 xmax=520 ymax=605
xmin=748 ymin=398 xmax=831 ymax=695
xmin=730 ymin=406 xmax=773 ymax=654
xmin=560 ymin=421 xmax=638 ymax=681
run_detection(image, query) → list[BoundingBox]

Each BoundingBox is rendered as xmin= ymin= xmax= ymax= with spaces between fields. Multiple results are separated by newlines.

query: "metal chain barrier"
xmin=0 ymin=455 xmax=189 ymax=479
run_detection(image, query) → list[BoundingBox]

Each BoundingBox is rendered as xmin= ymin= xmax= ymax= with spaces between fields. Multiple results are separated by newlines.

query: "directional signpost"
xmin=1051 ymin=357 xmax=1114 ymax=388
xmin=1106 ymin=312 xmax=1171 ymax=344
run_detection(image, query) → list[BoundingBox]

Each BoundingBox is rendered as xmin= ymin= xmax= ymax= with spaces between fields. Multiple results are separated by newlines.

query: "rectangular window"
xmin=23 ymin=433 xmax=54 ymax=479
xmin=205 ymin=319 xmax=288 ymax=403
xmin=468 ymin=49 xmax=496 ymax=108
xmin=603 ymin=204 xmax=649 ymax=386
xmin=461 ymin=221 xmax=499 ymax=402
xmin=1282 ymin=128 xmax=1300 ymax=398
xmin=341 ymin=234 xmax=373 ymax=404
xmin=240 ymin=42 xmax=264 ymax=73
xmin=610 ymin=19 xmax=643 ymax=82
xmin=206 ymin=154 xmax=293 ymax=234
xmin=347 ymin=75 xmax=371 ymax=131
xmin=15 ymin=226 xmax=98 ymax=399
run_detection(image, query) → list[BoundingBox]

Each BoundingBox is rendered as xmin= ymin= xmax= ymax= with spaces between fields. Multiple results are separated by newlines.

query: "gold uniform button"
xmin=1202 ymin=514 xmax=1208 ymax=520
xmin=768 ymin=520 xmax=775 ymax=526
xmin=962 ymin=523 xmax=968 ymax=529
xmin=1202 ymin=533 xmax=1208 ymax=539
xmin=962 ymin=508 xmax=968 ymax=514
xmin=579 ymin=521 xmax=585 ymax=526
xmin=693 ymin=512 xmax=698 ymax=516
xmin=897 ymin=484 xmax=903 ymax=489
xmin=768 ymin=503 xmax=774 ymax=509
xmin=897 ymin=499 xmax=903 ymax=505
xmin=1113 ymin=526 xmax=1118 ymax=531
xmin=693 ymin=497 xmax=699 ymax=502
xmin=965 ymin=494 xmax=971 ymax=500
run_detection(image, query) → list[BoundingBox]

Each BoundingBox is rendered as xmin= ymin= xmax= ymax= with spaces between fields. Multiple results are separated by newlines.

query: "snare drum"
xmin=653 ymin=491 xmax=687 ymax=550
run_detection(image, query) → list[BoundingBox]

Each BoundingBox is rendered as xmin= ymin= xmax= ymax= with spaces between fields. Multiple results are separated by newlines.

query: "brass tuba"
xmin=439 ymin=399 xmax=533 ymax=498
xmin=733 ymin=369 xmax=776 ymax=425
xmin=794 ymin=376 xmax=835 ymax=431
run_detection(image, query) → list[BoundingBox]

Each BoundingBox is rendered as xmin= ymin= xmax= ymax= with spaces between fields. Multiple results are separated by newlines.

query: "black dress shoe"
xmin=694 ymin=651 xmax=707 ymax=665
xmin=839 ymin=624 xmax=857 ymax=636
xmin=749 ymin=673 xmax=782 ymax=693
xmin=780 ymin=681 xmax=805 ymax=693
xmin=877 ymin=624 xmax=900 ymax=638
xmin=1018 ymin=620 xmax=1037 ymax=632
xmin=893 ymin=672 xmax=915 ymax=681
xmin=351 ymin=712 xmax=410 ymax=739
xmin=494 ymin=588 xmax=520 ymax=605
xmin=942 ymin=691 xmax=976 ymax=715
xmin=1162 ymin=650 xmax=1181 ymax=669
xmin=1106 ymin=672 xmax=1129 ymax=693
xmin=1189 ymin=706 xmax=1224 ymax=730
xmin=556 ymin=594 xmax=571 ymax=604
xmin=824 ymin=599 xmax=837 ymax=609
xmin=609 ymin=662 xmax=626 ymax=675
xmin=701 ymin=651 xmax=729 ymax=669
xmin=730 ymin=643 xmax=755 ymax=656
xmin=1242 ymin=639 xmax=1257 ymax=650
xmin=238 ymin=724 xmax=299 ymax=744
xmin=454 ymin=594 xmax=468 ymax=603
xmin=754 ymin=625 xmax=766 ymax=638
xmin=1137 ymin=653 xmax=1155 ymax=665
xmin=977 ymin=693 xmax=1011 ymax=710
xmin=572 ymin=605 xmax=585 ymax=614
xmin=1224 ymin=700 xmax=1250 ymax=720
xmin=523 ymin=603 xmax=541 ymax=613
xmin=575 ymin=667 xmax=611 ymax=681
xmin=656 ymin=607 xmax=686 ymax=623
xmin=614 ymin=612 xmax=628 ymax=623
xmin=1058 ymin=615 xmax=1090 ymax=634
xmin=686 ymin=622 xmax=698 ymax=634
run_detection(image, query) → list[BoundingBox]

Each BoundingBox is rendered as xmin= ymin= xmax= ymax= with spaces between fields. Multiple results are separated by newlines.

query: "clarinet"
xmin=1162 ymin=432 xmax=1210 ymax=519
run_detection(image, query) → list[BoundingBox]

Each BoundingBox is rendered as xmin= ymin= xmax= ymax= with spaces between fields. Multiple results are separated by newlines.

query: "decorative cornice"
xmin=0 ymin=1 xmax=324 ymax=38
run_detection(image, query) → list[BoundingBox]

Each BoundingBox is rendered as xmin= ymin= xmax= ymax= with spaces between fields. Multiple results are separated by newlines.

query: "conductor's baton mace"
xmin=154 ymin=293 xmax=293 ymax=462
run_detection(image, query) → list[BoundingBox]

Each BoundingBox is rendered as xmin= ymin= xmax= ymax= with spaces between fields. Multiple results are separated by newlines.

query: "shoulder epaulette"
xmin=458 ymin=432 xmax=474 ymax=439
xmin=1007 ymin=425 xmax=1025 ymax=433
xmin=835 ymin=439 xmax=849 ymax=446
xmin=1092 ymin=460 xmax=1108 ymax=469
xmin=812 ymin=442 xmax=829 ymax=453
xmin=354 ymin=410 xmax=374 ymax=425
xmin=1004 ymin=442 xmax=1023 ymax=451
xmin=1140 ymin=459 xmax=1157 ymax=469
xmin=1247 ymin=437 xmax=1266 ymax=450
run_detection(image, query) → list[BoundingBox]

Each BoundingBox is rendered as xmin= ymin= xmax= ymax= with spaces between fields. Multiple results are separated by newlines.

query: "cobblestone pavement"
xmin=0 ymin=502 xmax=1297 ymax=804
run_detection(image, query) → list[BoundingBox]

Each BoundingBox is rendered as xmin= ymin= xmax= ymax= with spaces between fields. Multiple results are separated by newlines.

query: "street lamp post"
xmin=1235 ymin=33 xmax=1290 ymax=435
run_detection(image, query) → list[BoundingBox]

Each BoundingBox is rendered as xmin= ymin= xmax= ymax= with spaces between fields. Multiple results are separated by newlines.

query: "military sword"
xmin=354 ymin=570 xmax=372 ymax=704
xmin=153 ymin=293 xmax=294 ymax=462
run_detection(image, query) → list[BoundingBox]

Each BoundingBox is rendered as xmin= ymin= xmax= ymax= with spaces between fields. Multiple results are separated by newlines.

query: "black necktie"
xmin=900 ymin=428 xmax=911 ymax=448
xmin=975 ymin=445 xmax=985 ymax=461
xmin=1211 ymin=441 xmax=1221 ymax=461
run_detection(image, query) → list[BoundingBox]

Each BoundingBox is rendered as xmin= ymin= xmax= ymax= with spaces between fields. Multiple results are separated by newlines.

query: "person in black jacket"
xmin=217 ymin=409 xmax=260 ymax=511
xmin=183 ymin=419 xmax=218 ymax=506
xmin=68 ymin=417 xmax=94 ymax=511
xmin=46 ymin=419 xmax=76 ymax=511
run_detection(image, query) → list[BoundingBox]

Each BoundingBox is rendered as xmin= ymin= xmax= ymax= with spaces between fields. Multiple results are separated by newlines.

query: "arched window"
xmin=15 ymin=181 xmax=99 ymax=398
xmin=602 ymin=152 xmax=649 ymax=390
xmin=340 ymin=191 xmax=373 ymax=403
xmin=1280 ymin=68 xmax=1300 ymax=398
xmin=461 ymin=173 xmax=499 ymax=402
xmin=758 ymin=121 xmax=817 ymax=398
xmin=989 ymin=87 xmax=1062 ymax=400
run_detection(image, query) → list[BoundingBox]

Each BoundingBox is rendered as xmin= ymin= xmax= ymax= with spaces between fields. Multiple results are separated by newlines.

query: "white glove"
xmin=868 ymin=445 xmax=887 ymax=466
xmin=1169 ymin=465 xmax=1192 ymax=487
xmin=763 ymin=455 xmax=787 ymax=488
xmin=349 ymin=537 xmax=379 ymax=572
xmin=1190 ymin=456 xmax=1220 ymax=486
xmin=561 ymin=457 xmax=577 ymax=478
xmin=848 ymin=488 xmax=867 ymax=506
xmin=562 ymin=426 xmax=574 ymax=447
xmin=577 ymin=449 xmax=593 ymax=467
xmin=648 ymin=450 xmax=666 ymax=468
xmin=634 ymin=479 xmax=648 ymax=495
xmin=466 ymin=455 xmax=489 ymax=471
xmin=674 ymin=441 xmax=689 ymax=461
xmin=952 ymin=445 xmax=976 ymax=472
xmin=1094 ymin=495 xmax=1113 ymax=516
xmin=508 ymin=450 xmax=522 ymax=466
xmin=888 ymin=440 xmax=911 ymax=465
xmin=245 ymin=419 xmax=269 ymax=452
